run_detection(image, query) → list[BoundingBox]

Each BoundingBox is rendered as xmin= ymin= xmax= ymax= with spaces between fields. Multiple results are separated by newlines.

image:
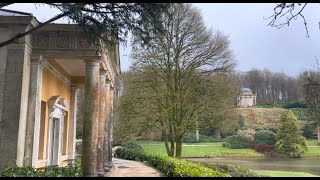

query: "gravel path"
xmin=107 ymin=158 xmax=162 ymax=177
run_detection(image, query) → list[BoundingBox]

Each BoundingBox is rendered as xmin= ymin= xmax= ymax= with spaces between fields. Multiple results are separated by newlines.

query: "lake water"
xmin=184 ymin=157 xmax=320 ymax=175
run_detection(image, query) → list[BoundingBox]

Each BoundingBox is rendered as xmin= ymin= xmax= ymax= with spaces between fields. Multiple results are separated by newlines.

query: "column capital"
xmin=30 ymin=55 xmax=46 ymax=64
xmin=84 ymin=59 xmax=101 ymax=65
xmin=71 ymin=86 xmax=80 ymax=93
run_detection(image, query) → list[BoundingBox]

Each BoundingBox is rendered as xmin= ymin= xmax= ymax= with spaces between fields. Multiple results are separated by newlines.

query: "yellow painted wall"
xmin=37 ymin=66 xmax=71 ymax=168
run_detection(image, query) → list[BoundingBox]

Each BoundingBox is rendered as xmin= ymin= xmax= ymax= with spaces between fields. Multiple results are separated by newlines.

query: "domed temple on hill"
xmin=237 ymin=88 xmax=257 ymax=108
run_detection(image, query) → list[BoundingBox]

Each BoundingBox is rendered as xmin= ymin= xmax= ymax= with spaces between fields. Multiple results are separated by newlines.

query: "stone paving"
xmin=107 ymin=158 xmax=162 ymax=177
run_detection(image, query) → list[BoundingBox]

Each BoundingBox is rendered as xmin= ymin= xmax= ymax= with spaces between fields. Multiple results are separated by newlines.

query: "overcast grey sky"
xmin=5 ymin=3 xmax=320 ymax=77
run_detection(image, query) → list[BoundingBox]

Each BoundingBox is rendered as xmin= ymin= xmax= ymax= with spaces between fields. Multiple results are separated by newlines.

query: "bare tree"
xmin=127 ymin=3 xmax=235 ymax=158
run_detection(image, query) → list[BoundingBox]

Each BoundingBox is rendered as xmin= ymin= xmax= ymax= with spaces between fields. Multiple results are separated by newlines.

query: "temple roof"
xmin=241 ymin=88 xmax=252 ymax=93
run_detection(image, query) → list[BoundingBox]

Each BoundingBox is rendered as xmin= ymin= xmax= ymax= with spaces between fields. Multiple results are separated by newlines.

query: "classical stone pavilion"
xmin=237 ymin=88 xmax=257 ymax=108
xmin=0 ymin=9 xmax=120 ymax=176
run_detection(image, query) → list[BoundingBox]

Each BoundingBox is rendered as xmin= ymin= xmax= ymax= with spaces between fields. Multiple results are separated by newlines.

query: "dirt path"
xmin=107 ymin=158 xmax=162 ymax=177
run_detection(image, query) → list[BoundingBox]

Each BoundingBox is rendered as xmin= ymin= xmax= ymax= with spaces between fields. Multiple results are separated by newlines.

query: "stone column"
xmin=103 ymin=82 xmax=111 ymax=172
xmin=97 ymin=70 xmax=107 ymax=176
xmin=107 ymin=87 xmax=114 ymax=168
xmin=24 ymin=56 xmax=43 ymax=167
xmin=81 ymin=60 xmax=100 ymax=176
xmin=68 ymin=87 xmax=79 ymax=160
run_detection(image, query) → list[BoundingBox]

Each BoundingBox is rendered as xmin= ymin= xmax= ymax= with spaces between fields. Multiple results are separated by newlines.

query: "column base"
xmin=104 ymin=162 xmax=114 ymax=171
xmin=84 ymin=174 xmax=98 ymax=177
xmin=97 ymin=170 xmax=105 ymax=177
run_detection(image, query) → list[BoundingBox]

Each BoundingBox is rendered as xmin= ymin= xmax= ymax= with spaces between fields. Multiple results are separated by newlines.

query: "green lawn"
xmin=139 ymin=141 xmax=263 ymax=157
xmin=255 ymin=170 xmax=319 ymax=177
xmin=139 ymin=140 xmax=320 ymax=157
xmin=305 ymin=140 xmax=320 ymax=156
xmin=306 ymin=139 xmax=319 ymax=146
xmin=137 ymin=141 xmax=320 ymax=177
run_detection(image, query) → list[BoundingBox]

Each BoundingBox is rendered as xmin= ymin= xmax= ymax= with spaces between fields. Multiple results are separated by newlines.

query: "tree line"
xmin=238 ymin=69 xmax=300 ymax=105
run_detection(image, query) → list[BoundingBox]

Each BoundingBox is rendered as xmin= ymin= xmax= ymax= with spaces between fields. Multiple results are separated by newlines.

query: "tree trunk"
xmin=163 ymin=131 xmax=172 ymax=156
xmin=317 ymin=123 xmax=320 ymax=144
xmin=169 ymin=125 xmax=175 ymax=157
xmin=175 ymin=136 xmax=183 ymax=158
xmin=214 ymin=128 xmax=221 ymax=138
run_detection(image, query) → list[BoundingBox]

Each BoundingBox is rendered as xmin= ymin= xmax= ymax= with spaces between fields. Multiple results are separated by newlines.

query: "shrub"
xmin=224 ymin=135 xmax=250 ymax=149
xmin=275 ymin=111 xmax=308 ymax=158
xmin=302 ymin=123 xmax=315 ymax=139
xmin=114 ymin=147 xmax=229 ymax=177
xmin=254 ymin=144 xmax=273 ymax=153
xmin=264 ymin=151 xmax=291 ymax=158
xmin=121 ymin=141 xmax=144 ymax=152
xmin=283 ymin=101 xmax=306 ymax=109
xmin=238 ymin=115 xmax=245 ymax=129
xmin=222 ymin=142 xmax=227 ymax=147
xmin=248 ymin=141 xmax=256 ymax=149
xmin=266 ymin=127 xmax=278 ymax=134
xmin=0 ymin=166 xmax=82 ymax=177
xmin=290 ymin=108 xmax=311 ymax=121
xmin=200 ymin=163 xmax=269 ymax=177
xmin=237 ymin=128 xmax=255 ymax=141
xmin=254 ymin=130 xmax=276 ymax=146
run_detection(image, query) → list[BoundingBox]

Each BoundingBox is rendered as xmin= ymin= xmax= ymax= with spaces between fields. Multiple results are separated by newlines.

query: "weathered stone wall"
xmin=0 ymin=25 xmax=31 ymax=167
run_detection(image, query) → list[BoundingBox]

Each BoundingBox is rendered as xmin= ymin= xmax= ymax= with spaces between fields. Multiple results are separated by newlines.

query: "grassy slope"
xmin=237 ymin=108 xmax=310 ymax=129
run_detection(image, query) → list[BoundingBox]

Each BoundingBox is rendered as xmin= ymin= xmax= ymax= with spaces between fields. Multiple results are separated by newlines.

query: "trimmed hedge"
xmin=0 ymin=166 xmax=82 ymax=177
xmin=115 ymin=147 xmax=229 ymax=177
xmin=201 ymin=162 xmax=269 ymax=177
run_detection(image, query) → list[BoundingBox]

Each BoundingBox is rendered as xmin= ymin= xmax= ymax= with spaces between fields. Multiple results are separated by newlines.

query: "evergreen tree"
xmin=275 ymin=111 xmax=308 ymax=158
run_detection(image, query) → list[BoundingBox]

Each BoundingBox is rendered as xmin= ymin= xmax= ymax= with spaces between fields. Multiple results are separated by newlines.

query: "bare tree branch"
xmin=0 ymin=3 xmax=14 ymax=8
xmin=0 ymin=11 xmax=70 ymax=48
xmin=266 ymin=3 xmax=310 ymax=38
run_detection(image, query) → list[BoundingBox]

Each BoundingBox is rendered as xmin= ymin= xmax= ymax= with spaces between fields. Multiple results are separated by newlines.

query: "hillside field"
xmin=237 ymin=108 xmax=311 ymax=129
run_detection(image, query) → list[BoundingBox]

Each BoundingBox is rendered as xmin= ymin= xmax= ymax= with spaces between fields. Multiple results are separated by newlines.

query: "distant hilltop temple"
xmin=237 ymin=88 xmax=257 ymax=108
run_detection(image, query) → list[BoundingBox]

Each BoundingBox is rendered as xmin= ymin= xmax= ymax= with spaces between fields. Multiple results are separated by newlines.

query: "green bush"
xmin=122 ymin=141 xmax=144 ymax=152
xmin=276 ymin=111 xmax=308 ymax=158
xmin=201 ymin=163 xmax=269 ymax=177
xmin=302 ymin=123 xmax=315 ymax=139
xmin=290 ymin=108 xmax=311 ymax=121
xmin=115 ymin=147 xmax=229 ymax=177
xmin=237 ymin=128 xmax=255 ymax=141
xmin=266 ymin=127 xmax=278 ymax=134
xmin=254 ymin=130 xmax=276 ymax=146
xmin=182 ymin=133 xmax=222 ymax=143
xmin=224 ymin=135 xmax=250 ymax=149
xmin=283 ymin=101 xmax=306 ymax=109
xmin=255 ymin=103 xmax=282 ymax=108
xmin=0 ymin=166 xmax=82 ymax=177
